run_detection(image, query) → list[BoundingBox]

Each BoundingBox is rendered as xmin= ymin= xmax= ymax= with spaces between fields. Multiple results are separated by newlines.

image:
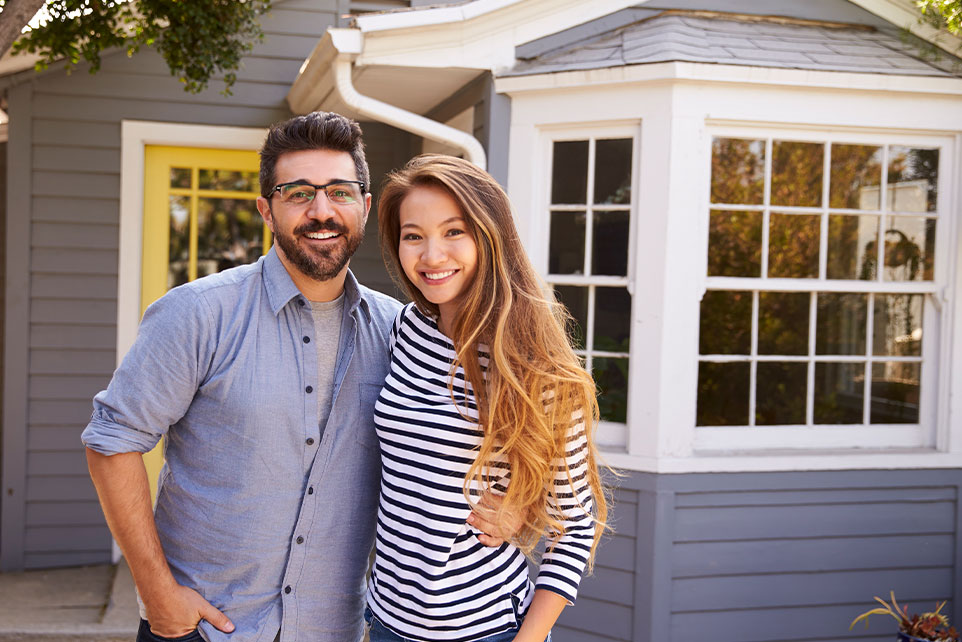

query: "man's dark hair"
xmin=259 ymin=111 xmax=369 ymax=198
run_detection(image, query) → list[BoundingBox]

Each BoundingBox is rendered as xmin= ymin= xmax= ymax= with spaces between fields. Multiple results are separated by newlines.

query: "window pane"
xmin=198 ymin=169 xmax=259 ymax=192
xmin=816 ymin=293 xmax=867 ymax=355
xmin=710 ymin=137 xmax=764 ymax=205
xmin=873 ymin=294 xmax=923 ymax=357
xmin=829 ymin=144 xmax=881 ymax=210
xmin=759 ymin=292 xmax=809 ymax=355
xmin=827 ymin=214 xmax=878 ymax=280
xmin=592 ymin=211 xmax=629 ymax=276
xmin=552 ymin=141 xmax=588 ymax=204
xmin=594 ymin=357 xmax=628 ymax=423
xmin=871 ymin=362 xmax=920 ymax=424
xmin=814 ymin=362 xmax=864 ymax=424
xmin=756 ymin=362 xmax=807 ymax=425
xmin=707 ymin=210 xmax=761 ymax=277
xmin=772 ymin=141 xmax=824 ymax=207
xmin=699 ymin=290 xmax=751 ymax=355
xmin=883 ymin=217 xmax=935 ymax=282
xmin=697 ymin=361 xmax=749 ymax=426
xmin=196 ymin=198 xmax=264 ymax=279
xmin=769 ymin=213 xmax=819 ymax=278
xmin=549 ymin=211 xmax=585 ymax=274
xmin=594 ymin=287 xmax=631 ymax=352
xmin=594 ymin=139 xmax=632 ymax=204
xmin=887 ymin=146 xmax=938 ymax=213
xmin=170 ymin=167 xmax=191 ymax=189
xmin=168 ymin=195 xmax=190 ymax=290
xmin=554 ymin=286 xmax=587 ymax=351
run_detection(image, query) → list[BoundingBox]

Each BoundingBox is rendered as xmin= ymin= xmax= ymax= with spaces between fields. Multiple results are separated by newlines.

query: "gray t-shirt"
xmin=310 ymin=294 xmax=344 ymax=435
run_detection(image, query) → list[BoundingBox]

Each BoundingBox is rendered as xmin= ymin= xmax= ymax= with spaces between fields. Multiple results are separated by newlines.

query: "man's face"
xmin=256 ymin=149 xmax=371 ymax=283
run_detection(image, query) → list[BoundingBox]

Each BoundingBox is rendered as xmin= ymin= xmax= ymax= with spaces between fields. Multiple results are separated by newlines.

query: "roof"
xmin=505 ymin=11 xmax=962 ymax=78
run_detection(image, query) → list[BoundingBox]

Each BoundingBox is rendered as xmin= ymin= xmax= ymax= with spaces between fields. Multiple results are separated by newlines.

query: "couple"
xmin=82 ymin=112 xmax=607 ymax=642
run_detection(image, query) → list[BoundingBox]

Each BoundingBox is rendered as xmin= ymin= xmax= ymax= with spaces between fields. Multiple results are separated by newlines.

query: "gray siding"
xmin=1 ymin=0 xmax=413 ymax=570
xmin=552 ymin=468 xmax=962 ymax=642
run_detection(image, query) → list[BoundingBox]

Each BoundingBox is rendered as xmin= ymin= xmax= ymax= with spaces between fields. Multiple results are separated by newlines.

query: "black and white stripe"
xmin=366 ymin=304 xmax=596 ymax=642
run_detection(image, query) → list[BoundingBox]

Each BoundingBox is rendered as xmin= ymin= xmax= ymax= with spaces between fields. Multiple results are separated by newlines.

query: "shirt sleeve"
xmin=81 ymin=285 xmax=215 ymax=455
xmin=534 ymin=412 xmax=597 ymax=604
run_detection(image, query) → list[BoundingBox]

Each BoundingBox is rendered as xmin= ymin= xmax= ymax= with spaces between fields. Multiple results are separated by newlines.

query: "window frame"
xmin=533 ymin=122 xmax=642 ymax=450
xmin=696 ymin=124 xmax=955 ymax=453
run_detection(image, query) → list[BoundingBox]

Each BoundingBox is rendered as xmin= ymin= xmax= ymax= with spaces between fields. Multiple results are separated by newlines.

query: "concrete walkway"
xmin=0 ymin=560 xmax=138 ymax=641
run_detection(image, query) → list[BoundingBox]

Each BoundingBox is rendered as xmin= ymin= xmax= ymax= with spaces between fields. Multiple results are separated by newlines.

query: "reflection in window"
xmin=768 ymin=213 xmax=819 ymax=278
xmin=196 ymin=198 xmax=265 ymax=279
xmin=711 ymin=138 xmax=764 ymax=205
xmin=548 ymin=137 xmax=634 ymax=424
xmin=707 ymin=210 xmax=761 ymax=277
xmin=827 ymin=214 xmax=878 ymax=280
xmin=771 ymin=141 xmax=823 ymax=207
xmin=814 ymin=362 xmax=864 ymax=424
xmin=756 ymin=362 xmax=807 ymax=425
xmin=697 ymin=362 xmax=750 ymax=426
xmin=699 ymin=290 xmax=751 ymax=355
xmin=887 ymin=147 xmax=938 ymax=213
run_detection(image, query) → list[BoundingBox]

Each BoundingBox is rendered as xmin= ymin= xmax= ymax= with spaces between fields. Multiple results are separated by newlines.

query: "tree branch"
xmin=0 ymin=0 xmax=46 ymax=60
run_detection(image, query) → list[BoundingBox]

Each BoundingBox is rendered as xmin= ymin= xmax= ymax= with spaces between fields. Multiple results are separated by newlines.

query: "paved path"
xmin=0 ymin=561 xmax=138 ymax=641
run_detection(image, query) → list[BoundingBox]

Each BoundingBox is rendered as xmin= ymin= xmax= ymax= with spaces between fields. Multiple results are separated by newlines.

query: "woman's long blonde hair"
xmin=378 ymin=154 xmax=607 ymax=566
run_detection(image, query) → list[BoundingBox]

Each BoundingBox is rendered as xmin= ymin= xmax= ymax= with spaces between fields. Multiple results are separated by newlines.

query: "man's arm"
xmin=86 ymin=448 xmax=234 ymax=638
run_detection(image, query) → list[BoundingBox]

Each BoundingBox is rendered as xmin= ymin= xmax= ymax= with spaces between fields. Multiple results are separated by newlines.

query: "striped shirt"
xmin=366 ymin=304 xmax=596 ymax=642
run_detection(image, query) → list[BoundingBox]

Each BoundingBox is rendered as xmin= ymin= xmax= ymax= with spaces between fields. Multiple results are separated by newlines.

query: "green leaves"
xmin=10 ymin=0 xmax=271 ymax=94
xmin=917 ymin=0 xmax=962 ymax=36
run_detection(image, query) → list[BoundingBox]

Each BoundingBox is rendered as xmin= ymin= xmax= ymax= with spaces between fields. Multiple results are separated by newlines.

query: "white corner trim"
xmin=117 ymin=121 xmax=267 ymax=365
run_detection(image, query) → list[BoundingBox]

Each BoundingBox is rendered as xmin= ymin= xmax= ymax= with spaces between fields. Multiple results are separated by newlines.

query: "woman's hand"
xmin=467 ymin=493 xmax=526 ymax=547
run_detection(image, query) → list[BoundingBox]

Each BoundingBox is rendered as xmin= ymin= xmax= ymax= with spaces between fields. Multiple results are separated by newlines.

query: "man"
xmin=82 ymin=112 xmax=504 ymax=642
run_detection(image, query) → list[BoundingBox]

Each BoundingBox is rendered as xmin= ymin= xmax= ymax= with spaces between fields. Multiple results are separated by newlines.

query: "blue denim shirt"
xmin=82 ymin=248 xmax=401 ymax=642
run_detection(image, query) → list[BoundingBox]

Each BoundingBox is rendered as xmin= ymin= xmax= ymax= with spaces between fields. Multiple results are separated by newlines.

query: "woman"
xmin=366 ymin=154 xmax=608 ymax=642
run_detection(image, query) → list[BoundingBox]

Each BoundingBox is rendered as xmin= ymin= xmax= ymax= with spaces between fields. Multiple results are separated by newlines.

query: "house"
xmin=2 ymin=0 xmax=962 ymax=640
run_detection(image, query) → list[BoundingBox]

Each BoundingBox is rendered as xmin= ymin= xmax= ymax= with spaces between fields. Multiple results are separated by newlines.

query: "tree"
xmin=917 ymin=0 xmax=961 ymax=36
xmin=0 ymin=0 xmax=272 ymax=94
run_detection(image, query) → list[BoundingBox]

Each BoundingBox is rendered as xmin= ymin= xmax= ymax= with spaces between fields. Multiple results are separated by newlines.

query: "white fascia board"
xmin=287 ymin=29 xmax=360 ymax=115
xmin=848 ymin=0 xmax=962 ymax=56
xmin=355 ymin=0 xmax=641 ymax=71
xmin=495 ymin=61 xmax=962 ymax=96
xmin=355 ymin=0 xmax=523 ymax=32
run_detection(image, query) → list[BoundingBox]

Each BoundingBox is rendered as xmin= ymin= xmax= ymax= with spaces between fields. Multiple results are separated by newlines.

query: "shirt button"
xmin=307 ymin=487 xmax=314 ymax=495
xmin=303 ymin=336 xmax=310 ymax=343
xmin=284 ymin=586 xmax=292 ymax=594
xmin=298 ymin=299 xmax=305 ymax=307
xmin=305 ymin=385 xmax=313 ymax=394
xmin=306 ymin=438 xmax=315 ymax=445
xmin=296 ymin=536 xmax=304 ymax=544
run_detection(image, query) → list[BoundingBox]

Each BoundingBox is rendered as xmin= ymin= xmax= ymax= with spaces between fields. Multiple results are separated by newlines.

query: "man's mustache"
xmin=294 ymin=220 xmax=349 ymax=236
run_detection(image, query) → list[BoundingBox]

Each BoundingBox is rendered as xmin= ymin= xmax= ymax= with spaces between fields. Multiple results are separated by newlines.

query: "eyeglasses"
xmin=269 ymin=180 xmax=366 ymax=206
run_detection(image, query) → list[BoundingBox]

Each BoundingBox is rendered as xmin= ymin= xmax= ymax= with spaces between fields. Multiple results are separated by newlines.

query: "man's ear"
xmin=363 ymin=192 xmax=372 ymax=226
xmin=256 ymin=196 xmax=275 ymax=233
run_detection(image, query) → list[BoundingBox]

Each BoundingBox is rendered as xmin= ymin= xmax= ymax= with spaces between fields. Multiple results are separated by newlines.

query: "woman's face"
xmin=398 ymin=185 xmax=478 ymax=325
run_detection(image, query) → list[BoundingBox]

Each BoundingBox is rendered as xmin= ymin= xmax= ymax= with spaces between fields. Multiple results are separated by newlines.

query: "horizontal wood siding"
xmin=15 ymin=0 xmax=349 ymax=569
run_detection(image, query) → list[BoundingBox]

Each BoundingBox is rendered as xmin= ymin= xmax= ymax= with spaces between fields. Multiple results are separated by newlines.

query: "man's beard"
xmin=274 ymin=217 xmax=364 ymax=282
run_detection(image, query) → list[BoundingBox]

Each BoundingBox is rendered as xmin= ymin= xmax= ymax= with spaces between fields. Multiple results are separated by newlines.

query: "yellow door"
xmin=141 ymin=146 xmax=268 ymax=498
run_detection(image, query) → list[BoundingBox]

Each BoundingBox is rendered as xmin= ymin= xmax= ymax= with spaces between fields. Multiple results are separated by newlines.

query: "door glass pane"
xmin=711 ymin=137 xmax=764 ymax=205
xmin=168 ymin=195 xmax=190 ymax=289
xmin=827 ymin=214 xmax=878 ymax=280
xmin=549 ymin=211 xmax=585 ymax=274
xmin=756 ymin=362 xmax=807 ymax=425
xmin=552 ymin=141 xmax=588 ymax=204
xmin=554 ymin=285 xmax=587 ymax=350
xmin=814 ymin=362 xmax=864 ymax=424
xmin=594 ymin=357 xmax=628 ymax=423
xmin=830 ymin=144 xmax=881 ymax=210
xmin=594 ymin=287 xmax=631 ymax=352
xmin=594 ymin=139 xmax=632 ymax=204
xmin=772 ymin=141 xmax=824 ymax=207
xmin=198 ymin=169 xmax=259 ymax=192
xmin=871 ymin=362 xmax=920 ymax=423
xmin=768 ymin=213 xmax=819 ymax=278
xmin=592 ymin=211 xmax=629 ymax=276
xmin=707 ymin=210 xmax=762 ymax=277
xmin=883 ymin=217 xmax=935 ymax=282
xmin=758 ymin=292 xmax=809 ymax=355
xmin=170 ymin=168 xmax=191 ymax=189
xmin=873 ymin=294 xmax=923 ymax=357
xmin=699 ymin=290 xmax=752 ymax=355
xmin=887 ymin=146 xmax=938 ymax=213
xmin=815 ymin=293 xmax=867 ymax=355
xmin=697 ymin=361 xmax=750 ymax=426
xmin=196 ymin=198 xmax=264 ymax=279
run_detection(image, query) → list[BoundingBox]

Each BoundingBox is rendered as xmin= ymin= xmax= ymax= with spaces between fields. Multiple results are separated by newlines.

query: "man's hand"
xmin=467 ymin=493 xmax=527 ymax=547
xmin=144 ymin=583 xmax=234 ymax=638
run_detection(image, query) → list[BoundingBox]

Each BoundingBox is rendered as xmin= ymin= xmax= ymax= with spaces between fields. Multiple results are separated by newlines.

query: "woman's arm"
xmin=512 ymin=589 xmax=567 ymax=642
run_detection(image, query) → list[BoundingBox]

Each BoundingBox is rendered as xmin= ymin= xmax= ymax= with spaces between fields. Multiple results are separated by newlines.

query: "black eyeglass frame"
xmin=268 ymin=179 xmax=367 ymax=203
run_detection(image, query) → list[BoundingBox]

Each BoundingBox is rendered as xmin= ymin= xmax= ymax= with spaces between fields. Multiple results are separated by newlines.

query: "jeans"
xmin=365 ymin=608 xmax=551 ymax=642
xmin=136 ymin=619 xmax=204 ymax=642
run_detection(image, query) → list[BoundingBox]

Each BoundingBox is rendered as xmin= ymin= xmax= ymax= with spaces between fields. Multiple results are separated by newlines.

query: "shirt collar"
xmin=263 ymin=247 xmax=371 ymax=321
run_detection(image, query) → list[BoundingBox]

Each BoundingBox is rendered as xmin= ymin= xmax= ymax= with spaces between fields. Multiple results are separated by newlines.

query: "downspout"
xmin=333 ymin=56 xmax=487 ymax=170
